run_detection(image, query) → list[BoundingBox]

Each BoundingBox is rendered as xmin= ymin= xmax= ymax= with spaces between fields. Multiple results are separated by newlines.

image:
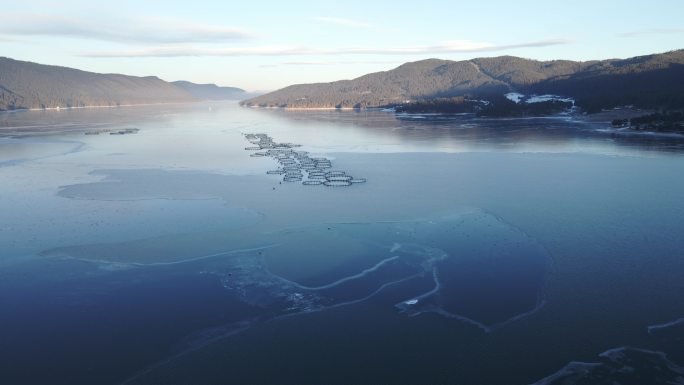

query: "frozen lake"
xmin=1 ymin=102 xmax=684 ymax=384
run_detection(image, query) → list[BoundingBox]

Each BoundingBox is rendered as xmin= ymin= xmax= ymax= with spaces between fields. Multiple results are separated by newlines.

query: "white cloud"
xmin=0 ymin=13 xmax=255 ymax=44
xmin=618 ymin=28 xmax=684 ymax=37
xmin=311 ymin=16 xmax=373 ymax=29
xmin=81 ymin=39 xmax=571 ymax=58
xmin=278 ymin=60 xmax=401 ymax=66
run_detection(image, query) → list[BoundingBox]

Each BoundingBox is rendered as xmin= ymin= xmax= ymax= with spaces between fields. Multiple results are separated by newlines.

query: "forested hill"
xmin=0 ymin=57 xmax=246 ymax=110
xmin=241 ymin=50 xmax=684 ymax=111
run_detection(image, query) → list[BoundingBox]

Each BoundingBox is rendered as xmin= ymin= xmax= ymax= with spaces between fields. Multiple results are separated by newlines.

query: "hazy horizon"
xmin=1 ymin=0 xmax=683 ymax=91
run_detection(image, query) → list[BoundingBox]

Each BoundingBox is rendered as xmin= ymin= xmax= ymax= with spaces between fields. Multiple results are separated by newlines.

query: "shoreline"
xmin=0 ymin=100 xmax=244 ymax=114
xmin=243 ymin=104 xmax=683 ymax=136
xmin=242 ymin=104 xmax=651 ymax=117
xmin=574 ymin=107 xmax=655 ymax=123
xmin=4 ymin=102 xmax=681 ymax=137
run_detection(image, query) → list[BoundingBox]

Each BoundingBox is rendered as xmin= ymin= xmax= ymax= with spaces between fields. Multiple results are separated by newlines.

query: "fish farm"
xmin=244 ymin=133 xmax=366 ymax=186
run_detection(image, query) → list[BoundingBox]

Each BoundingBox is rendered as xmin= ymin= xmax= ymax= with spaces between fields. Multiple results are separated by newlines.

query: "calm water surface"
xmin=1 ymin=102 xmax=683 ymax=384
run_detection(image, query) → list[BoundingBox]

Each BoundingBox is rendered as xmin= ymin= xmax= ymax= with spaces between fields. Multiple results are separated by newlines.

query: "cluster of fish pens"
xmin=244 ymin=133 xmax=366 ymax=187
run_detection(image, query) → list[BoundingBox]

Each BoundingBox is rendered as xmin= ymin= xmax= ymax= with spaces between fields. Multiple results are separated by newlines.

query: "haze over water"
xmin=1 ymin=102 xmax=684 ymax=384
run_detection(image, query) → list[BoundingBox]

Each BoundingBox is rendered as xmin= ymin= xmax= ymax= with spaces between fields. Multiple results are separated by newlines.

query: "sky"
xmin=1 ymin=0 xmax=683 ymax=91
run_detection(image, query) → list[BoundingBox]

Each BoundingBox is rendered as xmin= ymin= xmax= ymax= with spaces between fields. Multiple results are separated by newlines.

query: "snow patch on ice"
xmin=505 ymin=92 xmax=525 ymax=103
xmin=504 ymin=92 xmax=575 ymax=106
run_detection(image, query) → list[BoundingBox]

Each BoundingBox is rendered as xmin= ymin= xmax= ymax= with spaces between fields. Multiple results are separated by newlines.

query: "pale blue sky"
xmin=1 ymin=0 xmax=682 ymax=91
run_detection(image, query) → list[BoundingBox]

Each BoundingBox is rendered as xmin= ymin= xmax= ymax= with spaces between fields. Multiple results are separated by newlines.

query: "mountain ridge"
xmin=242 ymin=50 xmax=684 ymax=111
xmin=0 ymin=57 xmax=246 ymax=111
